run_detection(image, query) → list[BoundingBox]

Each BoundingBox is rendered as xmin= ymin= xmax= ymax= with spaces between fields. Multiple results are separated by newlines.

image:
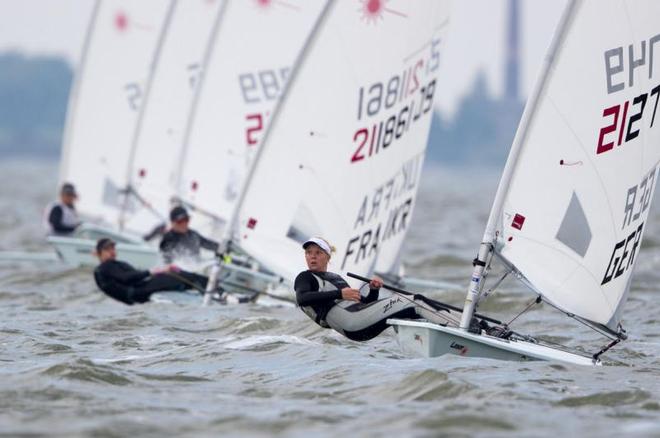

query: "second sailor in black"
xmin=93 ymin=238 xmax=208 ymax=305
xmin=159 ymin=206 xmax=220 ymax=263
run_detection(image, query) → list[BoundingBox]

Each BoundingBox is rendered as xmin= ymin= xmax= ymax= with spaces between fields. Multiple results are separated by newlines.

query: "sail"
xmin=491 ymin=0 xmax=660 ymax=331
xmin=58 ymin=0 xmax=173 ymax=229
xmin=235 ymin=0 xmax=450 ymax=283
xmin=123 ymin=0 xmax=225 ymax=233
xmin=176 ymin=0 xmax=327 ymax=240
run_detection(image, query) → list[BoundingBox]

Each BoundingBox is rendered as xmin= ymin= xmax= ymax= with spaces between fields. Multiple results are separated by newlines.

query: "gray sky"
xmin=0 ymin=0 xmax=567 ymax=117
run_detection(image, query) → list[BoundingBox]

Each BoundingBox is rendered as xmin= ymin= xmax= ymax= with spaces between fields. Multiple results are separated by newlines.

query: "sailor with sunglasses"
xmin=159 ymin=206 xmax=220 ymax=263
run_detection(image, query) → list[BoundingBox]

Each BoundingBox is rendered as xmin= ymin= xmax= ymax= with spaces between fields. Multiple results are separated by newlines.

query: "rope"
xmin=505 ymin=295 xmax=542 ymax=327
xmin=120 ymin=185 xmax=167 ymax=222
xmin=540 ymin=295 xmax=624 ymax=341
xmin=164 ymin=271 xmax=207 ymax=294
xmin=167 ymin=269 xmax=287 ymax=303
xmin=477 ymin=269 xmax=511 ymax=305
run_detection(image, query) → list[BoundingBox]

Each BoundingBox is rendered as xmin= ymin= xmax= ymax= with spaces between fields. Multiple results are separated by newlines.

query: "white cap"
xmin=302 ymin=237 xmax=332 ymax=256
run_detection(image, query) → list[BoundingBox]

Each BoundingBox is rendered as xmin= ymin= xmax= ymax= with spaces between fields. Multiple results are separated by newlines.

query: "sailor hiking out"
xmin=295 ymin=237 xmax=445 ymax=341
xmin=159 ymin=206 xmax=220 ymax=263
xmin=93 ymin=238 xmax=210 ymax=305
xmin=44 ymin=183 xmax=81 ymax=235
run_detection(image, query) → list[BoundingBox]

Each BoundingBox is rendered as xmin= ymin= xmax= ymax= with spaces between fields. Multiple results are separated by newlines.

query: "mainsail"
xmin=234 ymin=0 xmax=450 ymax=283
xmin=123 ymin=0 xmax=225 ymax=233
xmin=176 ymin=0 xmax=327 ymax=240
xmin=58 ymin=0 xmax=173 ymax=229
xmin=484 ymin=0 xmax=660 ymax=332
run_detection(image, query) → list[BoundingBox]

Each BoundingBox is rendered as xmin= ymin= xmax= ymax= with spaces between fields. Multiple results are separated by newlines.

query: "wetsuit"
xmin=45 ymin=202 xmax=80 ymax=235
xmin=94 ymin=259 xmax=208 ymax=305
xmin=294 ymin=270 xmax=420 ymax=341
xmin=159 ymin=229 xmax=219 ymax=262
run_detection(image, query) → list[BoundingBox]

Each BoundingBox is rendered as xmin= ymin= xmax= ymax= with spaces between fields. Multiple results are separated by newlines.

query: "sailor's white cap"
xmin=302 ymin=237 xmax=332 ymax=256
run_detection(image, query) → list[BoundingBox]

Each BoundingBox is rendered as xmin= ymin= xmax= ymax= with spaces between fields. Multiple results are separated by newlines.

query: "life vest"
xmin=299 ymin=272 xmax=342 ymax=328
xmin=43 ymin=202 xmax=80 ymax=234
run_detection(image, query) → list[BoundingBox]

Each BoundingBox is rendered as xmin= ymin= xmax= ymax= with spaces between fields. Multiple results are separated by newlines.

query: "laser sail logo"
xmin=358 ymin=0 xmax=407 ymax=24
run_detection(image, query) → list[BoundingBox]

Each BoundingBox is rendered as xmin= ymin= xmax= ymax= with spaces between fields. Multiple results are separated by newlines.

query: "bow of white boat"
xmin=388 ymin=318 xmax=599 ymax=366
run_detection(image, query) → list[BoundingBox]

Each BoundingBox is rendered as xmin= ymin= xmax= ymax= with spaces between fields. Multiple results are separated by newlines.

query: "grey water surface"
xmin=1 ymin=160 xmax=660 ymax=437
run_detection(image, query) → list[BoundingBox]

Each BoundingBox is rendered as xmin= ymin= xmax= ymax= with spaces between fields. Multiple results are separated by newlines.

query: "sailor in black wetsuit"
xmin=93 ymin=238 xmax=209 ymax=305
xmin=159 ymin=206 xmax=220 ymax=263
xmin=44 ymin=183 xmax=81 ymax=235
xmin=295 ymin=237 xmax=423 ymax=341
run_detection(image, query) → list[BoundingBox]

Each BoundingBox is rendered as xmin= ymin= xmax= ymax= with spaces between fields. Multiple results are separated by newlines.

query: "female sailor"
xmin=295 ymin=237 xmax=439 ymax=341
xmin=44 ymin=183 xmax=81 ymax=235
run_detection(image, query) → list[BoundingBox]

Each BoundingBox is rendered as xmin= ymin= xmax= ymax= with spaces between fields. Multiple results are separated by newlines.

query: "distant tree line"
xmin=0 ymin=54 xmax=522 ymax=168
xmin=0 ymin=52 xmax=72 ymax=158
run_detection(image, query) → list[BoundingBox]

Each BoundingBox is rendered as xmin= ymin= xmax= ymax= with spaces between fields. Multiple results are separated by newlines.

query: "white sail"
xmin=58 ymin=0 xmax=173 ymax=229
xmin=123 ymin=0 xmax=225 ymax=233
xmin=490 ymin=0 xmax=660 ymax=331
xmin=235 ymin=0 xmax=450 ymax=284
xmin=177 ymin=0 xmax=327 ymax=240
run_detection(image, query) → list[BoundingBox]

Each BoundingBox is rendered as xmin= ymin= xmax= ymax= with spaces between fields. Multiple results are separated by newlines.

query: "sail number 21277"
xmin=596 ymin=84 xmax=660 ymax=155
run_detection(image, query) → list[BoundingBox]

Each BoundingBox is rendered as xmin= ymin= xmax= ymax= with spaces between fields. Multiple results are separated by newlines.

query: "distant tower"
xmin=505 ymin=0 xmax=520 ymax=100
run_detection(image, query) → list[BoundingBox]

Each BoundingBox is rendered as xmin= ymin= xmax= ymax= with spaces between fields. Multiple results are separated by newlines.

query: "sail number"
xmin=124 ymin=82 xmax=142 ymax=111
xmin=596 ymin=84 xmax=660 ymax=155
xmin=245 ymin=113 xmax=264 ymax=146
xmin=351 ymin=80 xmax=436 ymax=163
xmin=350 ymin=38 xmax=441 ymax=164
xmin=238 ymin=68 xmax=289 ymax=103
xmin=604 ymin=34 xmax=660 ymax=94
xmin=239 ymin=68 xmax=288 ymax=146
xmin=598 ymin=33 xmax=660 ymax=155
xmin=357 ymin=59 xmax=427 ymax=120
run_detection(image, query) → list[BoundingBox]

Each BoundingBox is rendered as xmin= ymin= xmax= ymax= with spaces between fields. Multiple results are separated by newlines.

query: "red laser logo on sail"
xmin=255 ymin=0 xmax=300 ymax=11
xmin=359 ymin=0 xmax=407 ymax=24
xmin=115 ymin=12 xmax=128 ymax=32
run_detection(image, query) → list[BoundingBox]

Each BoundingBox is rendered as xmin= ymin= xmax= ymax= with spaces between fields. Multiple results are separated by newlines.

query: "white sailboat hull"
xmin=48 ymin=237 xmax=160 ymax=269
xmin=46 ymin=224 xmax=293 ymax=303
xmin=388 ymin=319 xmax=599 ymax=366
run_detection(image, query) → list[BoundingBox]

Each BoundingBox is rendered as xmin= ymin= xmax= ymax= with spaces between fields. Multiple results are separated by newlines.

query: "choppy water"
xmin=2 ymin=159 xmax=660 ymax=437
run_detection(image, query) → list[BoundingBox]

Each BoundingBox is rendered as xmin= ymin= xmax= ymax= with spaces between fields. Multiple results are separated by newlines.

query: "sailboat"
xmin=176 ymin=0 xmax=327 ymax=253
xmin=49 ymin=0 xmax=323 ymax=279
xmin=49 ymin=0 xmax=175 ymax=267
xmin=170 ymin=0 xmax=329 ymax=297
xmin=389 ymin=0 xmax=660 ymax=365
xmin=121 ymin=0 xmax=225 ymax=238
xmin=227 ymin=0 xmax=450 ymax=293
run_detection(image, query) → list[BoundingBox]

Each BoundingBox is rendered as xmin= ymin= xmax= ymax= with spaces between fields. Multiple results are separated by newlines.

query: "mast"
xmin=58 ymin=0 xmax=102 ymax=190
xmin=225 ymin=0 xmax=335 ymax=247
xmin=173 ymin=0 xmax=230 ymax=202
xmin=458 ymin=0 xmax=580 ymax=329
xmin=118 ymin=0 xmax=178 ymax=230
